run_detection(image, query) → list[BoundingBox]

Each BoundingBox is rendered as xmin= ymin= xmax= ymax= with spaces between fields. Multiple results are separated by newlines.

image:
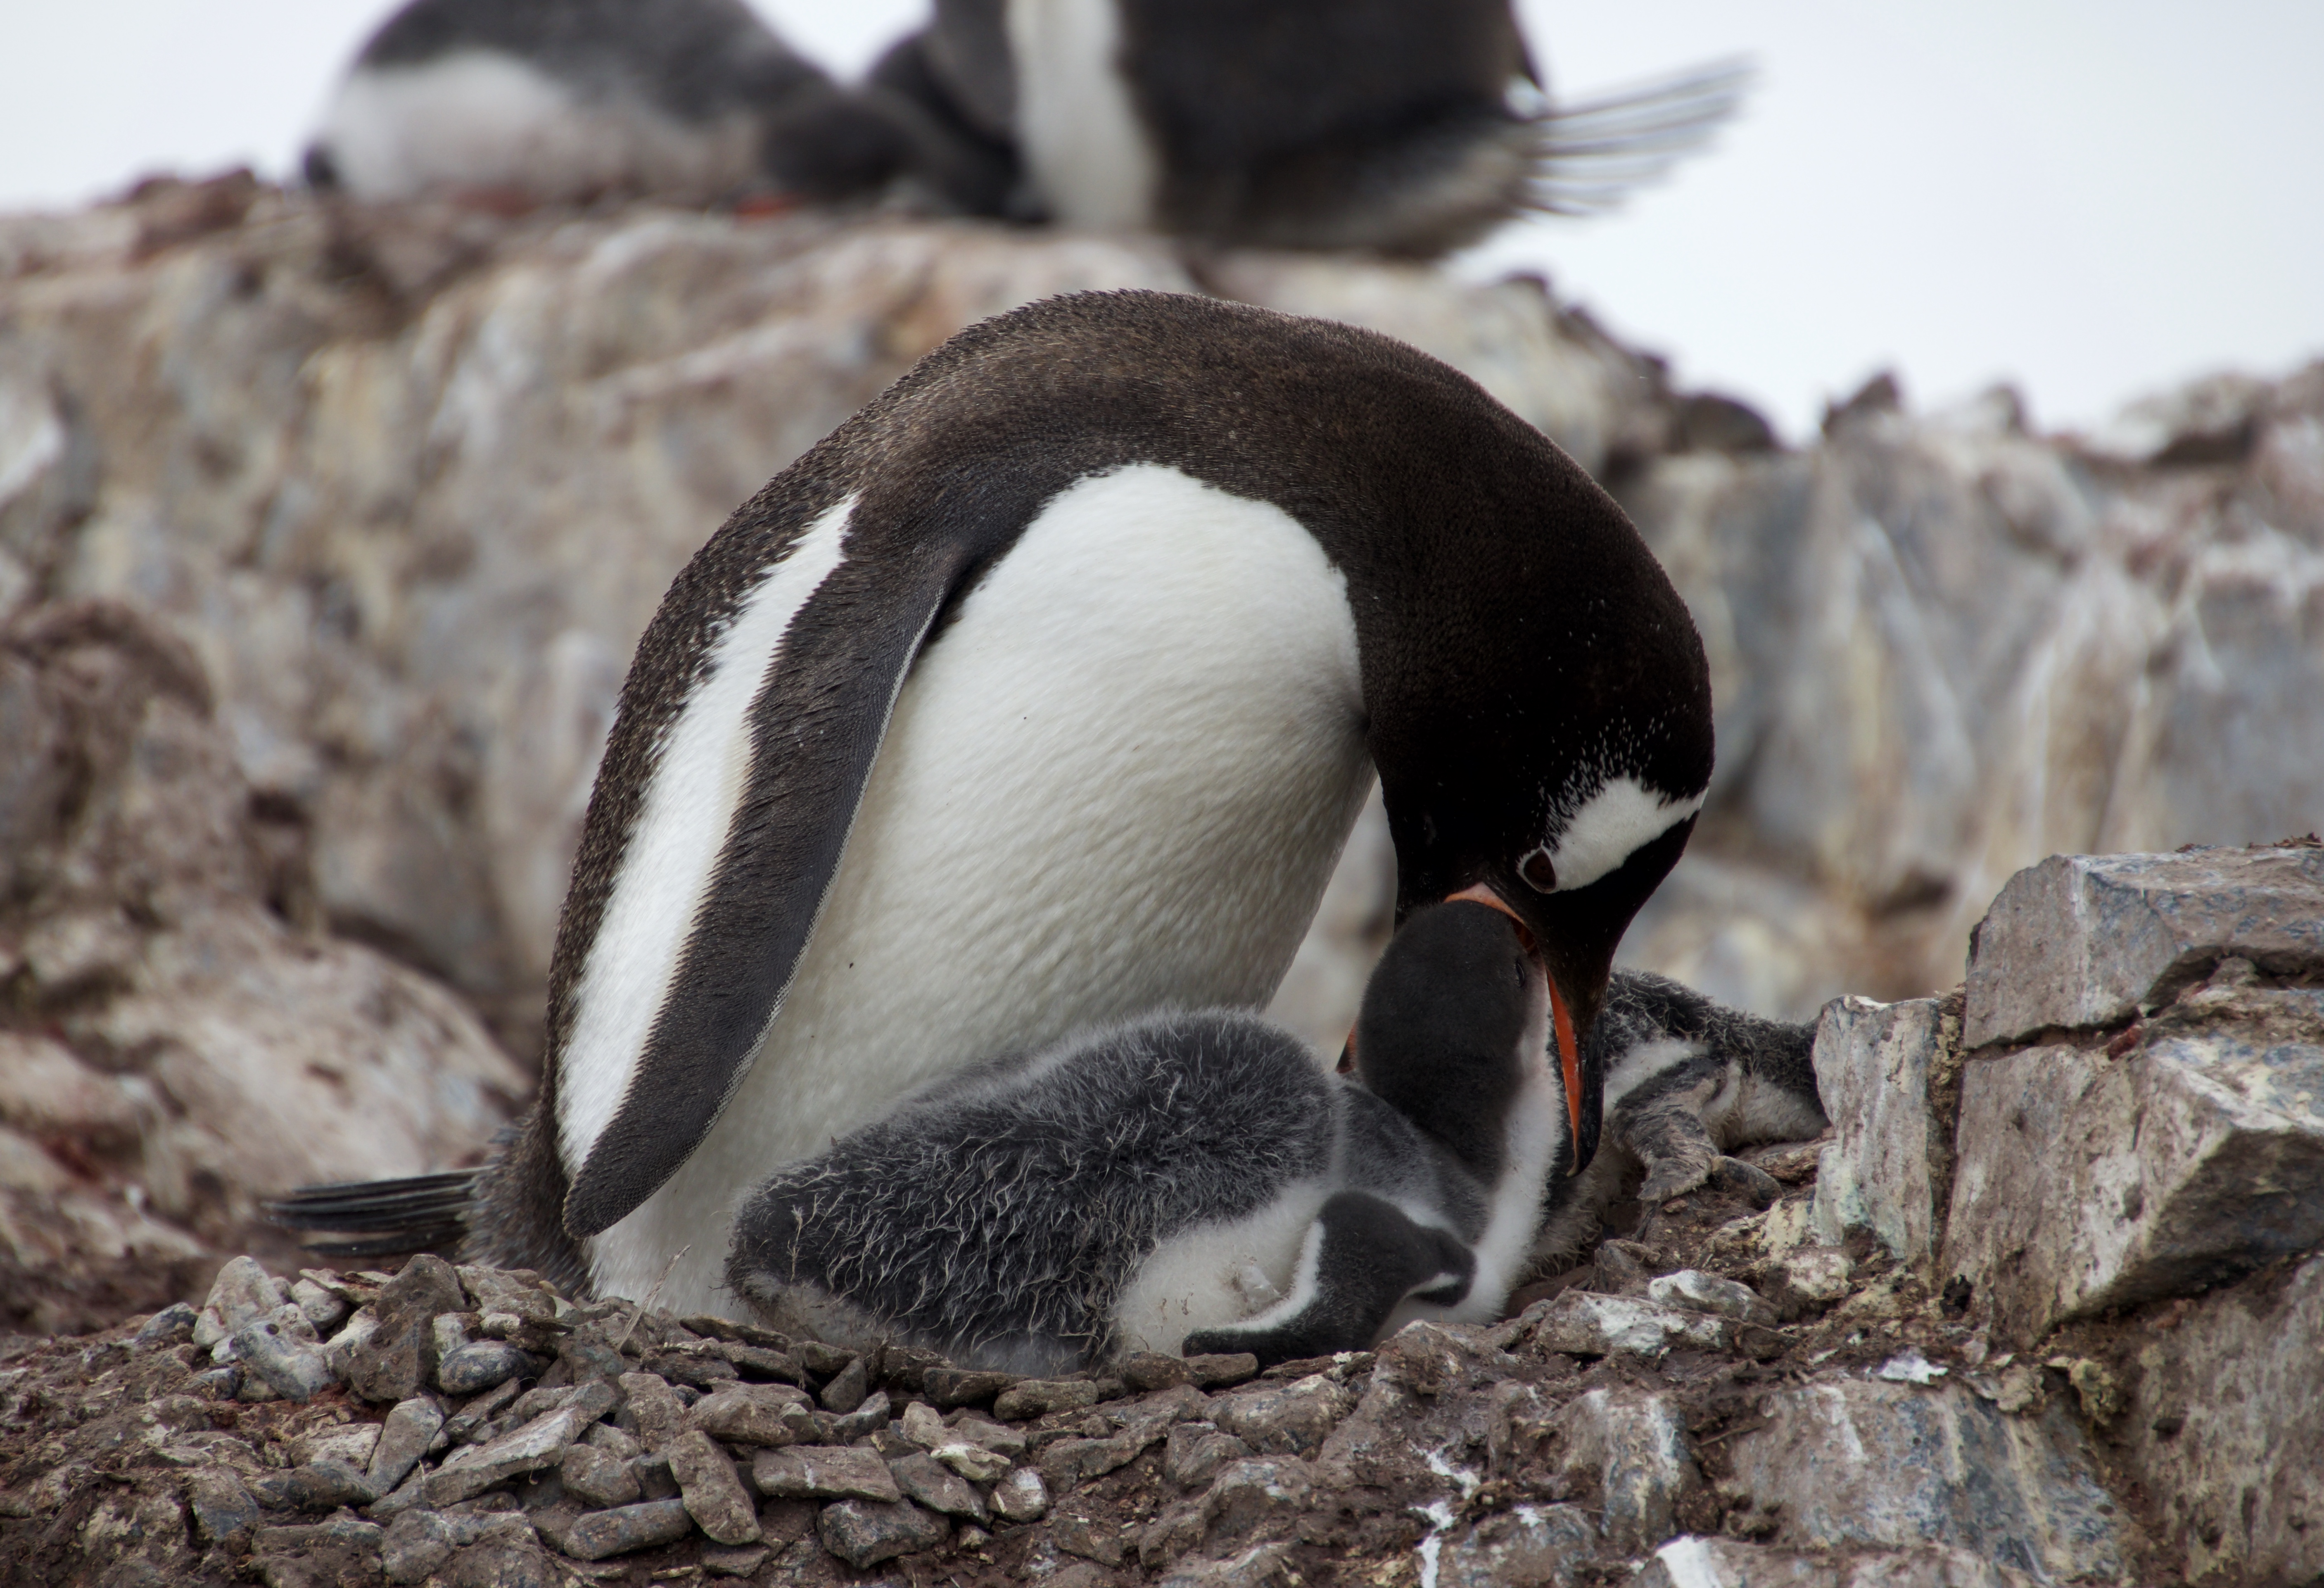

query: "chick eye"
xmin=1519 ymin=849 xmax=1557 ymax=892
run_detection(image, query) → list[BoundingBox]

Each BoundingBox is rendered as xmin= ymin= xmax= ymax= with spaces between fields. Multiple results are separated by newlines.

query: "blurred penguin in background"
xmin=303 ymin=0 xmax=906 ymax=209
xmin=858 ymin=0 xmax=1750 ymax=256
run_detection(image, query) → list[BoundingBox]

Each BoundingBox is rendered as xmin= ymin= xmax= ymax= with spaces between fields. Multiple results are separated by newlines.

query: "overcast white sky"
xmin=2 ymin=1 xmax=2317 ymax=440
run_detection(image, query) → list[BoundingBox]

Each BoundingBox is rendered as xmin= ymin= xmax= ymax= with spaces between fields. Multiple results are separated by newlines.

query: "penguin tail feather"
xmin=261 ymin=1170 xmax=477 ymax=1260
xmin=1530 ymin=55 xmax=1757 ymax=216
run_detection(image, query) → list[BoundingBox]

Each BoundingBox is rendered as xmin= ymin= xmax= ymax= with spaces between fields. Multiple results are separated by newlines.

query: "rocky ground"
xmin=5 ymin=841 xmax=2319 ymax=1587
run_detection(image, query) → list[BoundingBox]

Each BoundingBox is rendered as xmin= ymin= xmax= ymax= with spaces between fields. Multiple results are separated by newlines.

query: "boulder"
xmin=1963 ymin=846 xmax=2324 ymax=1048
xmin=1722 ymin=1381 xmax=2126 ymax=1581
xmin=1811 ymin=994 xmax=1959 ymax=1265
xmin=1639 ymin=1536 xmax=2038 ymax=1587
xmin=1945 ymin=958 xmax=2324 ymax=1338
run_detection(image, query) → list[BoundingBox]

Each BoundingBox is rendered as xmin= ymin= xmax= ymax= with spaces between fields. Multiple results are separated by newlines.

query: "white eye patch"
xmin=1523 ymin=776 xmax=1705 ymax=894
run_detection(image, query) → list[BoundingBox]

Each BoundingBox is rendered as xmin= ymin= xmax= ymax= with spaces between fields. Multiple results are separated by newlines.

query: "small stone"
xmin=444 ymin=1374 xmax=525 ymax=1444
xmin=993 ymin=1377 xmax=1100 ymax=1421
xmin=1436 ymin=1504 xmax=1600 ymax=1588
xmin=134 ymin=1303 xmax=198 ymax=1347
xmin=716 ymin=1341 xmax=802 ymax=1382
xmin=1054 ymin=1511 xmax=1127 ymax=1566
xmin=351 ymin=1255 xmax=469 ymax=1404
xmin=325 ymin=1307 xmax=379 ymax=1381
xmin=426 ymin=1381 xmax=617 ymax=1505
xmin=617 ymin=1372 xmax=688 ymax=1450
xmin=290 ymin=1277 xmax=353 ymax=1333
xmin=439 ymin=1341 xmax=539 ymax=1397
xmin=382 ymin=1510 xmax=456 ymax=1585
xmin=1557 ymin=1388 xmax=1694 ymax=1555
xmin=204 ymin=1255 xmax=287 ymax=1331
xmin=434 ymin=1312 xmax=473 ymax=1362
xmin=668 ymin=1429 xmax=761 ymax=1545
xmin=1211 ymin=1376 xmax=1355 ymax=1457
xmin=185 ymin=1467 xmax=262 ymax=1546
xmin=257 ymin=1458 xmax=376 ymax=1511
xmin=888 ymin=1452 xmax=988 ymax=1521
xmin=583 ymin=1422 xmax=641 ymax=1461
xmin=933 ymin=1442 xmax=1013 ymax=1483
xmin=643 ymin=1345 xmax=741 ymax=1391
xmin=446 ymin=1538 xmax=560 ymax=1588
xmin=750 ymin=1444 xmax=901 ymax=1502
xmin=191 ymin=1307 xmax=228 ymax=1351
xmin=1124 ymin=1352 xmax=1193 ymax=1392
xmin=1165 ymin=1423 xmax=1253 ymax=1488
xmin=629 ymin=1451 xmax=681 ymax=1500
xmin=701 ymin=1542 xmax=772 ymax=1578
xmin=299 ymin=1421 xmax=382 ymax=1469
xmin=688 ymin=1376 xmax=818 ymax=1450
xmin=825 ymin=1389 xmax=893 ymax=1443
xmin=945 ymin=1415 xmax=1028 ymax=1457
xmin=817 ymin=1498 xmax=950 ymax=1568
xmin=1203 ymin=1458 xmax=1314 ymax=1538
xmin=560 ymin=1442 xmax=643 ymax=1509
xmin=1648 ymin=1269 xmax=1779 ymax=1325
xmin=899 ymin=1400 xmax=948 ymax=1449
xmin=1533 ymin=1291 xmax=1734 ymax=1357
xmin=505 ymin=1385 xmax=577 ymax=1424
xmin=991 ymin=1466 xmax=1049 ymax=1523
xmin=541 ymin=1497 xmax=696 ymax=1561
xmin=818 ymin=1355 xmax=870 ymax=1413
xmin=232 ymin=1313 xmax=338 ymax=1400
xmin=1183 ymin=1353 xmax=1261 ymax=1389
xmin=921 ymin=1368 xmax=1019 ymax=1407
xmin=189 ymin=1366 xmax=240 ymax=1400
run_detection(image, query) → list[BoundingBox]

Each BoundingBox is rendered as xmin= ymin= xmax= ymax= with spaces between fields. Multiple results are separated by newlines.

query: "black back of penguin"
xmin=304 ymin=0 xmax=852 ymax=204
xmin=724 ymin=902 xmax=1549 ymax=1371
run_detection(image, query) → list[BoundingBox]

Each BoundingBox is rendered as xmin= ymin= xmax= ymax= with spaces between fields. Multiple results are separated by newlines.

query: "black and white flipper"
xmin=726 ymin=899 xmax=1554 ymax=1370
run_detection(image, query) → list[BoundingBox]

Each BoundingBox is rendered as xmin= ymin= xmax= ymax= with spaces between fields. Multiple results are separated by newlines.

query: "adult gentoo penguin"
xmin=726 ymin=896 xmax=1555 ymax=1371
xmin=271 ymin=289 xmax=1713 ymax=1319
xmin=859 ymin=0 xmax=1750 ymax=254
xmin=302 ymin=0 xmax=876 ymax=206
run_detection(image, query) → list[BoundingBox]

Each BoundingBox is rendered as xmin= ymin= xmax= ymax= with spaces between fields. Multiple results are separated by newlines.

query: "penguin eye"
xmin=1519 ymin=849 xmax=1558 ymax=892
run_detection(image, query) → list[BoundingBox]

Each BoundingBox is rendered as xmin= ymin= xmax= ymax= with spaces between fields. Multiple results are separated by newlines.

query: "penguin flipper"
xmin=261 ymin=1170 xmax=477 ymax=1259
xmin=558 ymin=495 xmax=966 ymax=1240
xmin=1182 ymin=1191 xmax=1475 ymax=1367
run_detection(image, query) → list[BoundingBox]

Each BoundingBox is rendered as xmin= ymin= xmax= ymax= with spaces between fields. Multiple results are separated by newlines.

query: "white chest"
xmin=589 ymin=465 xmax=1374 ymax=1310
xmin=1005 ymin=0 xmax=1160 ymax=230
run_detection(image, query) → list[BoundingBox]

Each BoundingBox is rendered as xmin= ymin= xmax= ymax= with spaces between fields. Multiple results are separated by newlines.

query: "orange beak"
xmin=1445 ymin=882 xmax=1584 ymax=1159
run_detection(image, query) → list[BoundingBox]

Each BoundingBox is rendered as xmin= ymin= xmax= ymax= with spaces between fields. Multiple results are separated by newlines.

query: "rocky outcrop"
xmin=0 ymin=599 xmax=523 ymax=1335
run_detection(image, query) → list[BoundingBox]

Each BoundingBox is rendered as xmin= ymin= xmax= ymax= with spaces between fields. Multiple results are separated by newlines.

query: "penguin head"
xmin=1363 ymin=493 xmax=1713 ymax=1179
xmin=1351 ymin=899 xmax=1549 ymax=1180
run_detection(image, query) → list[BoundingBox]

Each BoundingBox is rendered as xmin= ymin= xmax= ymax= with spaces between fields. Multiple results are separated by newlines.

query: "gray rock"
xmin=288 ymin=1277 xmax=351 ymax=1334
xmin=991 ymin=1466 xmax=1050 ymax=1523
xmin=539 ymin=1497 xmax=695 ymax=1561
xmin=689 ymin=1381 xmax=815 ymax=1446
xmin=1435 ymin=1504 xmax=1599 ymax=1588
xmin=1166 ymin=1423 xmax=1255 ymax=1490
xmin=1556 ymin=1388 xmax=1694 ymax=1554
xmin=1158 ymin=1540 xmax=1297 ymax=1588
xmin=816 ymin=1354 xmax=869 ymax=1413
xmin=1965 ymin=847 xmax=2324 ymax=1049
xmin=888 ymin=1452 xmax=988 ymax=1522
xmin=1647 ymin=1269 xmax=1780 ymax=1326
xmin=323 ymin=1307 xmax=378 ymax=1382
xmin=2119 ymin=1251 xmax=2324 ymax=1584
xmin=582 ymin=1422 xmax=641 ymax=1462
xmin=230 ymin=1313 xmax=337 ymax=1400
xmin=932 ymin=1441 xmax=1013 ymax=1483
xmin=254 ymin=1458 xmax=376 ymax=1510
xmin=921 ymin=1368 xmax=1020 ymax=1407
xmin=818 ymin=1497 xmax=950 ymax=1568
xmin=1183 ymin=1353 xmax=1262 ymax=1389
xmin=992 ymin=1377 xmax=1100 ymax=1421
xmin=820 ymin=1388 xmax=892 ymax=1443
xmin=1945 ymin=981 xmax=2324 ymax=1337
xmin=503 ymin=1385 xmax=575 ymax=1425
xmin=559 ymin=1442 xmax=642 ymax=1510
xmin=1202 ymin=1458 xmax=1313 ymax=1538
xmin=445 ymin=1539 xmax=560 ymax=1588
xmin=1638 ymin=1536 xmax=2039 ymax=1586
xmin=1810 ymin=994 xmax=1953 ymax=1264
xmin=945 ymin=1415 xmax=1029 ymax=1458
xmin=1209 ymin=1376 xmax=1354 ymax=1459
xmin=443 ymin=1374 xmax=524 ymax=1445
xmin=666 ymin=1429 xmax=760 ymax=1545
xmin=629 ymin=1451 xmax=680 ymax=1501
xmin=616 ymin=1371 xmax=687 ymax=1451
xmin=1765 ymin=1248 xmax=1855 ymax=1316
xmin=425 ymin=1381 xmax=616 ymax=1506
xmin=1054 ymin=1509 xmax=1128 ymax=1565
xmin=184 ymin=1467 xmax=262 ymax=1546
xmin=134 ymin=1303 xmax=197 ymax=1346
xmin=351 ymin=1255 xmax=468 ymax=1404
xmin=438 ymin=1341 xmax=538 ymax=1397
xmin=1723 ymin=1380 xmax=2126 ymax=1581
xmin=1531 ymin=1291 xmax=1733 ymax=1356
xmin=749 ymin=1444 xmax=902 ymax=1502
xmin=381 ymin=1510 xmax=456 ymax=1585
xmin=701 ymin=1542 xmax=771 ymax=1578
xmin=202 ymin=1255 xmax=287 ymax=1332
xmin=1125 ymin=1353 xmax=1194 ymax=1392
